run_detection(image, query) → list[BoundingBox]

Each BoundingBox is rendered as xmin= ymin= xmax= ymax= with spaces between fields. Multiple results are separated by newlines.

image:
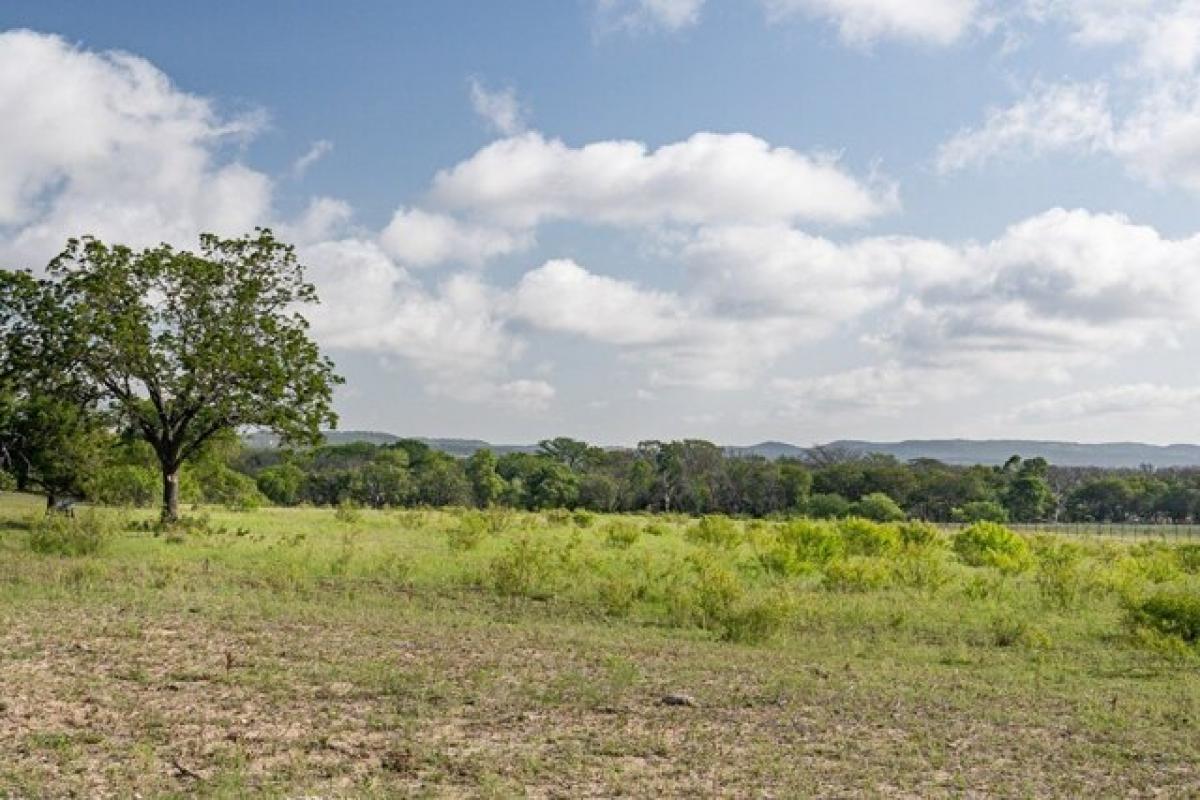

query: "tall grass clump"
xmin=28 ymin=510 xmax=115 ymax=557
xmin=837 ymin=518 xmax=900 ymax=557
xmin=953 ymin=522 xmax=1033 ymax=573
xmin=446 ymin=511 xmax=488 ymax=550
xmin=686 ymin=515 xmax=742 ymax=549
xmin=1124 ymin=585 xmax=1200 ymax=646
xmin=779 ymin=520 xmax=842 ymax=565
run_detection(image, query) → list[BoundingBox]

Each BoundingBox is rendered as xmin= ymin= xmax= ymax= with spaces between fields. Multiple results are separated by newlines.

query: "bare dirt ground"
xmin=2 ymin=591 xmax=1196 ymax=798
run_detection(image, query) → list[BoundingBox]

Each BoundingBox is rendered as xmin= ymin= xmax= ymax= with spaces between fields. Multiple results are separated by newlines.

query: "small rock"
xmin=660 ymin=693 xmax=697 ymax=707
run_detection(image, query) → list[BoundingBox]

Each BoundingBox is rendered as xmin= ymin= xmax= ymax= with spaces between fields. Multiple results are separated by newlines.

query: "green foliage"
xmin=778 ymin=519 xmax=843 ymax=565
xmin=954 ymin=522 xmax=1033 ymax=573
xmin=334 ymin=499 xmax=362 ymax=524
xmin=896 ymin=521 xmax=943 ymax=548
xmin=824 ymin=557 xmax=893 ymax=592
xmin=837 ymin=518 xmax=900 ymax=556
xmin=603 ymin=520 xmax=641 ymax=549
xmin=87 ymin=464 xmax=159 ymax=507
xmin=891 ymin=549 xmax=953 ymax=593
xmin=28 ymin=510 xmax=114 ymax=556
xmin=7 ymin=230 xmax=342 ymax=520
xmin=686 ymin=515 xmax=742 ymax=548
xmin=1033 ymin=538 xmax=1087 ymax=609
xmin=572 ymin=510 xmax=596 ymax=528
xmin=951 ymin=500 xmax=1009 ymax=524
xmin=853 ymin=492 xmax=906 ymax=522
xmin=805 ymin=493 xmax=851 ymax=519
xmin=487 ymin=535 xmax=557 ymax=598
xmin=1125 ymin=587 xmax=1200 ymax=644
xmin=256 ymin=463 xmax=306 ymax=506
xmin=446 ymin=512 xmax=488 ymax=551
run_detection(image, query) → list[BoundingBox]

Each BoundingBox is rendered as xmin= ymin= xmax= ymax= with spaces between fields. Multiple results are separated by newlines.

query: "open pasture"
xmin=1 ymin=494 xmax=1198 ymax=798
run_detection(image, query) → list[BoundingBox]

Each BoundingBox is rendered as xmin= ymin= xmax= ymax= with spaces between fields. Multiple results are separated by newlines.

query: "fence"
xmin=936 ymin=521 xmax=1200 ymax=540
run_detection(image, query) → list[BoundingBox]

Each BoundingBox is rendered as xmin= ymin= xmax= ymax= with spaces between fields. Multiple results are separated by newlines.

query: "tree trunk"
xmin=161 ymin=465 xmax=180 ymax=522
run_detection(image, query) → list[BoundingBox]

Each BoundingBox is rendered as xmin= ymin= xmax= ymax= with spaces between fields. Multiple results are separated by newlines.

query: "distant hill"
xmin=242 ymin=431 xmax=1200 ymax=469
xmin=826 ymin=439 xmax=1200 ymax=469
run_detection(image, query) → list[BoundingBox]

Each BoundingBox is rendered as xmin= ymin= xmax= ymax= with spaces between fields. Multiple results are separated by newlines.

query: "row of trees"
xmin=228 ymin=438 xmax=1200 ymax=523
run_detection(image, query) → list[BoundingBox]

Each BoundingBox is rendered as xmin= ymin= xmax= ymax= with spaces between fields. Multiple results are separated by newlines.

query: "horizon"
xmin=5 ymin=3 xmax=1200 ymax=444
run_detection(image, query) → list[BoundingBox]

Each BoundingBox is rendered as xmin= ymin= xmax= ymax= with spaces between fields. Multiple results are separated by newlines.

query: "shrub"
xmin=837 ymin=518 xmax=900 ymax=557
xmin=88 ymin=464 xmax=160 ymax=507
xmin=604 ymin=520 xmax=641 ymax=549
xmin=953 ymin=522 xmax=1032 ymax=573
xmin=29 ymin=511 xmax=114 ymax=557
xmin=544 ymin=509 xmax=572 ymax=526
xmin=987 ymin=613 xmax=1051 ymax=649
xmin=1125 ymin=587 xmax=1200 ymax=644
xmin=780 ymin=520 xmax=843 ymax=564
xmin=643 ymin=521 xmax=671 ymax=537
xmin=334 ymin=499 xmax=362 ymax=524
xmin=823 ymin=557 xmax=892 ymax=592
xmin=686 ymin=515 xmax=741 ymax=549
xmin=720 ymin=592 xmax=794 ymax=644
xmin=572 ymin=510 xmax=597 ymax=528
xmin=891 ymin=550 xmax=953 ymax=593
xmin=895 ymin=521 xmax=940 ymax=548
xmin=1033 ymin=538 xmax=1087 ymax=609
xmin=806 ymin=493 xmax=851 ymax=519
xmin=853 ymin=493 xmax=906 ymax=522
xmin=951 ymin=500 xmax=1009 ymax=524
xmin=751 ymin=530 xmax=801 ymax=576
xmin=487 ymin=536 xmax=558 ymax=598
xmin=1177 ymin=544 xmax=1200 ymax=575
xmin=446 ymin=512 xmax=488 ymax=551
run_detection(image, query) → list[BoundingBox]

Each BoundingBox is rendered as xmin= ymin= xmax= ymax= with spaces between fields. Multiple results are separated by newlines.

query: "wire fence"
xmin=936 ymin=521 xmax=1200 ymax=540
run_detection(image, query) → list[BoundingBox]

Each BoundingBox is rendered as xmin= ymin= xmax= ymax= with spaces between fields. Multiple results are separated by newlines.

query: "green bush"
xmin=853 ymin=492 xmax=906 ymax=522
xmin=572 ymin=510 xmax=597 ymax=528
xmin=720 ymin=592 xmax=794 ymax=644
xmin=780 ymin=520 xmax=843 ymax=564
xmin=805 ymin=493 xmax=851 ymax=519
xmin=88 ymin=464 xmax=159 ymax=507
xmin=686 ymin=515 xmax=741 ymax=549
xmin=604 ymin=520 xmax=641 ymax=549
xmin=953 ymin=522 xmax=1032 ymax=573
xmin=1177 ymin=545 xmax=1200 ymax=575
xmin=446 ymin=512 xmax=488 ymax=551
xmin=334 ymin=499 xmax=362 ymax=524
xmin=891 ymin=550 xmax=953 ymax=593
xmin=487 ymin=536 xmax=558 ymax=598
xmin=1125 ymin=586 xmax=1200 ymax=644
xmin=897 ymin=521 xmax=944 ymax=549
xmin=1033 ymin=538 xmax=1087 ymax=609
xmin=823 ymin=557 xmax=892 ymax=592
xmin=29 ymin=511 xmax=114 ymax=557
xmin=837 ymin=518 xmax=900 ymax=556
xmin=951 ymin=500 xmax=1009 ymax=524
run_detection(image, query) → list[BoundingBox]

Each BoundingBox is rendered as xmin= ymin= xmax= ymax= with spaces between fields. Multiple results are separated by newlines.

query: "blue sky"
xmin=5 ymin=0 xmax=1200 ymax=444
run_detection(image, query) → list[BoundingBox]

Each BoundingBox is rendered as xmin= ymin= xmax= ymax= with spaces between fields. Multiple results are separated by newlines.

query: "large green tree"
xmin=2 ymin=230 xmax=342 ymax=520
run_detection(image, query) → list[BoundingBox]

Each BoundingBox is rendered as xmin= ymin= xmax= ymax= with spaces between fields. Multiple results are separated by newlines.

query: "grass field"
xmin=1 ymin=494 xmax=1198 ymax=798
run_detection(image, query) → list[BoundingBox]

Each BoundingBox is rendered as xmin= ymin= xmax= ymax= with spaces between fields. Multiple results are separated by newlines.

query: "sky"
xmin=5 ymin=1 xmax=1200 ymax=445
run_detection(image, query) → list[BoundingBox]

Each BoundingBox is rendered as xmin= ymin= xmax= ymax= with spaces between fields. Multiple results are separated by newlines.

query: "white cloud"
xmin=509 ymin=258 xmax=690 ymax=345
xmin=772 ymin=363 xmax=970 ymax=418
xmin=468 ymin=78 xmax=526 ymax=136
xmin=1013 ymin=383 xmax=1200 ymax=422
xmin=875 ymin=208 xmax=1200 ymax=377
xmin=596 ymin=0 xmax=705 ymax=32
xmin=936 ymin=82 xmax=1114 ymax=173
xmin=0 ymin=29 xmax=272 ymax=266
xmin=379 ymin=207 xmax=533 ymax=269
xmin=290 ymin=139 xmax=333 ymax=179
xmin=429 ymin=131 xmax=896 ymax=229
xmin=763 ymin=0 xmax=981 ymax=45
xmin=301 ymin=238 xmax=550 ymax=408
xmin=1028 ymin=0 xmax=1200 ymax=75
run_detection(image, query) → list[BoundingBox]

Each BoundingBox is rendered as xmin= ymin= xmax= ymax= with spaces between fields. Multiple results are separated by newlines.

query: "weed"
xmin=953 ymin=522 xmax=1033 ymax=573
xmin=686 ymin=515 xmax=742 ymax=549
xmin=28 ymin=511 xmax=113 ymax=557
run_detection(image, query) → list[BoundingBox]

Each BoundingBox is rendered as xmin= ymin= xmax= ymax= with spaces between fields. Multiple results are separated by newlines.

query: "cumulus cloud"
xmin=468 ymin=78 xmax=526 ymax=136
xmin=874 ymin=208 xmax=1200 ymax=378
xmin=0 ymin=29 xmax=271 ymax=266
xmin=301 ymin=238 xmax=551 ymax=409
xmin=429 ymin=131 xmax=896 ymax=229
xmin=509 ymin=259 xmax=690 ymax=345
xmin=1012 ymin=383 xmax=1200 ymax=422
xmin=772 ymin=363 xmax=970 ymax=418
xmin=379 ymin=207 xmax=533 ymax=269
xmin=595 ymin=0 xmax=705 ymax=32
xmin=1028 ymin=0 xmax=1200 ymax=75
xmin=763 ymin=0 xmax=981 ymax=45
